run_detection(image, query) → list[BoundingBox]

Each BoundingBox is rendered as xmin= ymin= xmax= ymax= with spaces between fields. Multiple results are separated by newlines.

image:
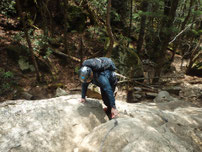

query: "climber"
xmin=78 ymin=57 xmax=118 ymax=119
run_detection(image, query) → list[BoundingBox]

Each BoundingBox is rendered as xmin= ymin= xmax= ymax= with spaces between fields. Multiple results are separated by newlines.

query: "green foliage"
xmin=44 ymin=48 xmax=53 ymax=59
xmin=193 ymin=62 xmax=202 ymax=70
xmin=14 ymin=28 xmax=54 ymax=59
xmin=90 ymin=0 xmax=107 ymax=15
xmin=66 ymin=5 xmax=87 ymax=32
xmin=190 ymin=29 xmax=202 ymax=37
xmin=3 ymin=71 xmax=14 ymax=78
xmin=111 ymin=0 xmax=129 ymax=19
xmin=74 ymin=66 xmax=80 ymax=74
xmin=111 ymin=10 xmax=121 ymax=22
xmin=87 ymin=26 xmax=107 ymax=42
xmin=111 ymin=34 xmax=143 ymax=78
xmin=140 ymin=11 xmax=164 ymax=18
xmin=0 ymin=68 xmax=16 ymax=96
xmin=0 ymin=0 xmax=16 ymax=16
xmin=14 ymin=31 xmax=25 ymax=42
xmin=112 ymin=45 xmax=143 ymax=78
xmin=132 ymin=13 xmax=140 ymax=20
xmin=192 ymin=10 xmax=202 ymax=16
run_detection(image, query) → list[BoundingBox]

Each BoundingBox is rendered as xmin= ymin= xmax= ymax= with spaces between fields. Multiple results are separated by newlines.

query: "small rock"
xmin=20 ymin=92 xmax=33 ymax=100
xmin=55 ymin=88 xmax=68 ymax=97
xmin=154 ymin=91 xmax=174 ymax=103
xmin=134 ymin=94 xmax=142 ymax=99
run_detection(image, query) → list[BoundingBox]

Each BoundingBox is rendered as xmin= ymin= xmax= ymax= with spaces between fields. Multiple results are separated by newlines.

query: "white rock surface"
xmin=0 ymin=95 xmax=106 ymax=152
xmin=0 ymin=94 xmax=201 ymax=152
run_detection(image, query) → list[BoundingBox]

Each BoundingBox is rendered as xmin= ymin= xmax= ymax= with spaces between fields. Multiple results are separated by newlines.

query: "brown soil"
xmin=0 ymin=14 xmax=83 ymax=101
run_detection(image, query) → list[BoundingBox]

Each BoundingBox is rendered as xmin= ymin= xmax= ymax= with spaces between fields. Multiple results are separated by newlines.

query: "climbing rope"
xmin=98 ymin=119 xmax=118 ymax=152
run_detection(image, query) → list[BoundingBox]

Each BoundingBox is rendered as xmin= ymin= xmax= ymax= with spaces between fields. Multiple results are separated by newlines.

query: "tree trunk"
xmin=62 ymin=0 xmax=69 ymax=57
xmin=171 ymin=0 xmax=194 ymax=62
xmin=106 ymin=0 xmax=115 ymax=57
xmin=16 ymin=0 xmax=41 ymax=82
xmin=181 ymin=0 xmax=194 ymax=31
xmin=152 ymin=0 xmax=179 ymax=83
xmin=38 ymin=0 xmax=49 ymax=38
xmin=43 ymin=0 xmax=54 ymax=37
xmin=127 ymin=0 xmax=133 ymax=47
xmin=186 ymin=36 xmax=201 ymax=74
xmin=79 ymin=34 xmax=84 ymax=67
xmin=137 ymin=1 xmax=148 ymax=53
xmin=79 ymin=0 xmax=104 ymax=26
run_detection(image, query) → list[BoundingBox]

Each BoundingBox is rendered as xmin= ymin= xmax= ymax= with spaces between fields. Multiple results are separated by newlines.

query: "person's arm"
xmin=81 ymin=83 xmax=89 ymax=102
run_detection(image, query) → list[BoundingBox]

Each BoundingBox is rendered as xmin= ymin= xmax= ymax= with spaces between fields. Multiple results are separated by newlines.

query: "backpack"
xmin=82 ymin=57 xmax=116 ymax=72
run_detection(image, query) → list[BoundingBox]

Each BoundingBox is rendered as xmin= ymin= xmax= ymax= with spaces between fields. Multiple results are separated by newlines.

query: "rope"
xmin=98 ymin=119 xmax=118 ymax=152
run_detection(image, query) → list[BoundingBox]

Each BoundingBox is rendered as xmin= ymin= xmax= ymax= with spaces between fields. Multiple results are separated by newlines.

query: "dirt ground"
xmin=169 ymin=55 xmax=202 ymax=107
xmin=0 ymin=13 xmax=81 ymax=101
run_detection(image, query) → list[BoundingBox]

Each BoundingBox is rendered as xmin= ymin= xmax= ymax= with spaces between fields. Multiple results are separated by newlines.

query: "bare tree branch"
xmin=169 ymin=23 xmax=192 ymax=44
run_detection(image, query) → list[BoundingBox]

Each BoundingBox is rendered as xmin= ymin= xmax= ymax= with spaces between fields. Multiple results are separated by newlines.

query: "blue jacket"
xmin=81 ymin=70 xmax=117 ymax=108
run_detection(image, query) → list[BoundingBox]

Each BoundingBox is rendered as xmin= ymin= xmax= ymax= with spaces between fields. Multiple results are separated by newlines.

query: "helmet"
xmin=78 ymin=66 xmax=93 ymax=83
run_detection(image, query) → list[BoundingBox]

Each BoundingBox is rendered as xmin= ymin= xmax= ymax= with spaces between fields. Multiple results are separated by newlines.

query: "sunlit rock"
xmin=0 ymin=94 xmax=201 ymax=152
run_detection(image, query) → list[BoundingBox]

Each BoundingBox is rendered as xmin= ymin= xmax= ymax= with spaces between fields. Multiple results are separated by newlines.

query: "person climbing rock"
xmin=78 ymin=57 xmax=118 ymax=119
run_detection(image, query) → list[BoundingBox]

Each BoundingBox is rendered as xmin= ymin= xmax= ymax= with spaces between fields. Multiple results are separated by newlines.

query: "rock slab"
xmin=0 ymin=95 xmax=202 ymax=152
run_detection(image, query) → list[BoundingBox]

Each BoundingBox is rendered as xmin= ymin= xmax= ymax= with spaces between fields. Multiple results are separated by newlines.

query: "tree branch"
xmin=169 ymin=23 xmax=192 ymax=44
xmin=52 ymin=50 xmax=81 ymax=62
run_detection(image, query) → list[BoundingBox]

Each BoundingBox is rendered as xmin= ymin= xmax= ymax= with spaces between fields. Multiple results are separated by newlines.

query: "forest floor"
xmin=0 ymin=14 xmax=82 ymax=101
xmin=160 ymin=55 xmax=202 ymax=107
xmin=0 ymin=14 xmax=201 ymax=107
xmin=115 ymin=53 xmax=202 ymax=107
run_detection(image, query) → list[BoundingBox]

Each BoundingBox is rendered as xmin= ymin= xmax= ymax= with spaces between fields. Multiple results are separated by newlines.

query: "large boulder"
xmin=0 ymin=95 xmax=106 ymax=152
xmin=0 ymin=94 xmax=201 ymax=152
xmin=80 ymin=100 xmax=202 ymax=152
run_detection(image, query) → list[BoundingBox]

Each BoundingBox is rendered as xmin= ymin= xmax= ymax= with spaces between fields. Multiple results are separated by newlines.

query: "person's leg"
xmin=101 ymin=88 xmax=109 ymax=106
xmin=97 ymin=71 xmax=116 ymax=119
xmin=101 ymin=88 xmax=112 ymax=119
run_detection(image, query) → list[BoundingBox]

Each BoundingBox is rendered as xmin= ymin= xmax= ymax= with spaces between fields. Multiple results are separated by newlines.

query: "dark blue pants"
xmin=97 ymin=70 xmax=117 ymax=117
